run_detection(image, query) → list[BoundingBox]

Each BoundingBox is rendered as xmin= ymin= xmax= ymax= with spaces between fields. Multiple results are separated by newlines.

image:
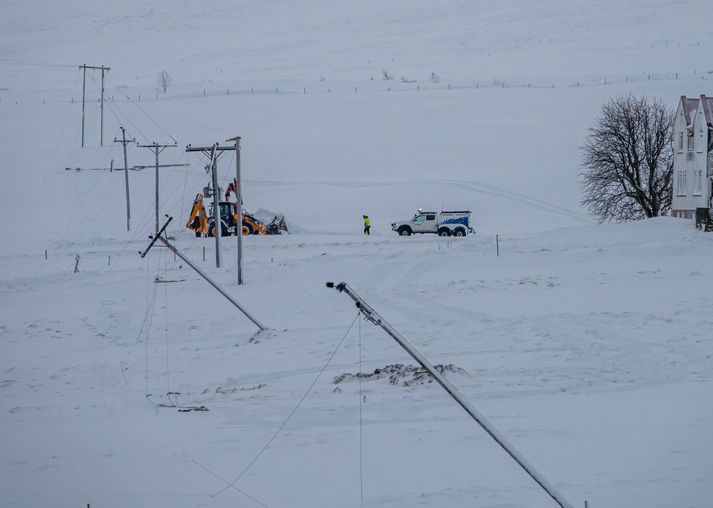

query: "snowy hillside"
xmin=1 ymin=1 xmax=713 ymax=507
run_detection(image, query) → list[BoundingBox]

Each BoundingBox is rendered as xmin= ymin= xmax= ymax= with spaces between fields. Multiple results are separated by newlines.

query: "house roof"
xmin=680 ymin=95 xmax=700 ymax=126
xmin=680 ymin=94 xmax=713 ymax=128
xmin=701 ymin=95 xmax=713 ymax=128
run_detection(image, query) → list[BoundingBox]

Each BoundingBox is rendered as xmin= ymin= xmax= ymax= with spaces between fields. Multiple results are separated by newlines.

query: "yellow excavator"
xmin=186 ymin=193 xmax=287 ymax=237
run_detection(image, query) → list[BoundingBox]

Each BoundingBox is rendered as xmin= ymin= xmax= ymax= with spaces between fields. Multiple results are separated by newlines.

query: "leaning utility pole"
xmin=326 ymin=282 xmax=577 ymax=508
xmin=137 ymin=142 xmax=178 ymax=234
xmin=79 ymin=64 xmax=110 ymax=147
xmin=141 ymin=216 xmax=266 ymax=331
xmin=226 ymin=136 xmax=243 ymax=284
xmin=113 ymin=127 xmax=136 ymax=231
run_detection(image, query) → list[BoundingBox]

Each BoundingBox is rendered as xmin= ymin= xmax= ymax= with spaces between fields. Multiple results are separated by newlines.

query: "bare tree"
xmin=157 ymin=70 xmax=172 ymax=93
xmin=580 ymin=95 xmax=674 ymax=221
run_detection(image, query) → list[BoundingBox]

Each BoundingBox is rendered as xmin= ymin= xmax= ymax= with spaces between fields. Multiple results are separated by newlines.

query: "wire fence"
xmin=7 ymin=70 xmax=713 ymax=106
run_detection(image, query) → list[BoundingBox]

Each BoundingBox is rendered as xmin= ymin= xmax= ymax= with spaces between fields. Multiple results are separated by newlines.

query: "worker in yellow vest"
xmin=363 ymin=215 xmax=371 ymax=235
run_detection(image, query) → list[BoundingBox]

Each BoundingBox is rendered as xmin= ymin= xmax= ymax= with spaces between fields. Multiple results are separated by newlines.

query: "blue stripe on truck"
xmin=441 ymin=216 xmax=469 ymax=227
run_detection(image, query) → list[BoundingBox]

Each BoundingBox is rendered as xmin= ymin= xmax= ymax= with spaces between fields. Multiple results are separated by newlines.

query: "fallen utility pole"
xmin=325 ymin=281 xmax=576 ymax=508
xmin=79 ymin=64 xmax=110 ymax=147
xmin=113 ymin=127 xmax=135 ymax=231
xmin=137 ymin=142 xmax=178 ymax=234
xmin=140 ymin=216 xmax=266 ymax=331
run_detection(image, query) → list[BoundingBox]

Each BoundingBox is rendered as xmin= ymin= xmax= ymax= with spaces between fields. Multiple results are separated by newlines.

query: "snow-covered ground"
xmin=1 ymin=1 xmax=713 ymax=507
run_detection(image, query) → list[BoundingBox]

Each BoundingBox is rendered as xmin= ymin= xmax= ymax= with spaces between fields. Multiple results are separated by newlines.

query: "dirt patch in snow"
xmin=333 ymin=364 xmax=469 ymax=387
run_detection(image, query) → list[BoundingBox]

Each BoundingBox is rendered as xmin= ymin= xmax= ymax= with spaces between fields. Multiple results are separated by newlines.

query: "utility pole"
xmin=100 ymin=66 xmax=106 ymax=146
xmin=208 ymin=144 xmax=221 ymax=268
xmin=326 ymin=282 xmax=577 ymax=508
xmin=81 ymin=65 xmax=86 ymax=148
xmin=186 ymin=142 xmax=239 ymax=270
xmin=79 ymin=64 xmax=110 ymax=148
xmin=113 ymin=127 xmax=136 ymax=231
xmin=138 ymin=142 xmax=177 ymax=234
xmin=227 ymin=136 xmax=243 ymax=284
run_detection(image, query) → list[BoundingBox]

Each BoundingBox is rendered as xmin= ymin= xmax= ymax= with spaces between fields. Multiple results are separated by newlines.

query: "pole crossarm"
xmin=79 ymin=65 xmax=111 ymax=71
xmin=186 ymin=145 xmax=236 ymax=152
xmin=325 ymin=281 xmax=576 ymax=508
xmin=140 ymin=216 xmax=267 ymax=331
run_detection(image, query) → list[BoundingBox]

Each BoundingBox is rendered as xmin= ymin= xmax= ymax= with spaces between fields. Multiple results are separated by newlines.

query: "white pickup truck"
xmin=391 ymin=210 xmax=474 ymax=237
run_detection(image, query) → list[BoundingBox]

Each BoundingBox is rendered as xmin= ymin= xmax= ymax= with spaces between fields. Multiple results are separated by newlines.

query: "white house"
xmin=671 ymin=95 xmax=713 ymax=219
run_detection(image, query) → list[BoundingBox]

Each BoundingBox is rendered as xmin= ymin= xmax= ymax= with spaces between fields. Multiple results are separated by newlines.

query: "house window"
xmin=677 ymin=170 xmax=687 ymax=196
xmin=678 ymin=132 xmax=684 ymax=151
xmin=688 ymin=132 xmax=694 ymax=151
xmin=694 ymin=169 xmax=703 ymax=195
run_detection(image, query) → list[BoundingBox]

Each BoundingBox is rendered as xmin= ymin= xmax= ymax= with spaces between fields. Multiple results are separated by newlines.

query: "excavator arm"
xmin=186 ymin=193 xmax=208 ymax=236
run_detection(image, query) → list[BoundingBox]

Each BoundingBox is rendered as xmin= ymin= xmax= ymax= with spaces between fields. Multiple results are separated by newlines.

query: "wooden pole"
xmin=114 ymin=127 xmax=135 ymax=232
xmin=80 ymin=65 xmax=86 ymax=148
xmin=100 ymin=67 xmax=105 ymax=146
xmin=234 ymin=137 xmax=243 ymax=284
xmin=496 ymin=234 xmax=500 ymax=256
xmin=209 ymin=144 xmax=221 ymax=268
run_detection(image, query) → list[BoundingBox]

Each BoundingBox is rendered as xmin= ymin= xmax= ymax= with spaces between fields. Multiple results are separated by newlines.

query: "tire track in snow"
xmin=247 ymin=178 xmax=593 ymax=224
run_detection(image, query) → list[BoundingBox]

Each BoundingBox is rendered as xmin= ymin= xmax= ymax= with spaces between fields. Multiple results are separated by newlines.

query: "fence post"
xmin=45 ymin=249 xmax=47 ymax=260
xmin=203 ymin=246 xmax=206 ymax=262
xmin=496 ymin=234 xmax=500 ymax=257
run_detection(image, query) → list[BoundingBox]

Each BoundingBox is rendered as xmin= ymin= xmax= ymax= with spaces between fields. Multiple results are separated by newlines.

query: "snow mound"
xmin=251 ymin=208 xmax=305 ymax=233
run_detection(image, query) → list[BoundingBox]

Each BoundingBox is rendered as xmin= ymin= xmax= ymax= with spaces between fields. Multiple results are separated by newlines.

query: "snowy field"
xmin=1 ymin=1 xmax=713 ymax=507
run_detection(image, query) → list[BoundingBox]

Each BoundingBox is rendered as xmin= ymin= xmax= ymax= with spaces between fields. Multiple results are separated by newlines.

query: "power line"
xmin=213 ymin=312 xmax=361 ymax=498
xmin=106 ymin=75 xmax=177 ymax=144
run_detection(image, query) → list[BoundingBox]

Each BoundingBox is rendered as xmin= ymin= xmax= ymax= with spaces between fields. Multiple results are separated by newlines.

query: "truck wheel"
xmin=438 ymin=228 xmax=451 ymax=237
xmin=453 ymin=228 xmax=466 ymax=237
xmin=398 ymin=227 xmax=412 ymax=236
